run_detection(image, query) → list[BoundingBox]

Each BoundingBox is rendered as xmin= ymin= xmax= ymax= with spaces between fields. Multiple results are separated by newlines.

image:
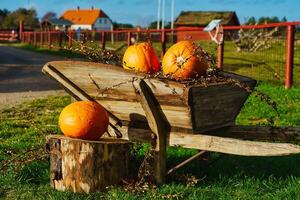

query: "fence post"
xmin=58 ymin=32 xmax=63 ymax=50
xmin=22 ymin=32 xmax=25 ymax=43
xmin=48 ymin=31 xmax=52 ymax=49
xmin=68 ymin=31 xmax=73 ymax=49
xmin=161 ymin=30 xmax=166 ymax=58
xmin=33 ymin=32 xmax=37 ymax=47
xmin=101 ymin=31 xmax=106 ymax=49
xmin=28 ymin=32 xmax=31 ymax=45
xmin=285 ymin=25 xmax=295 ymax=89
xmin=40 ymin=32 xmax=43 ymax=48
xmin=217 ymin=42 xmax=224 ymax=69
xmin=83 ymin=31 xmax=87 ymax=43
xmin=18 ymin=20 xmax=23 ymax=41
xmin=127 ymin=31 xmax=132 ymax=46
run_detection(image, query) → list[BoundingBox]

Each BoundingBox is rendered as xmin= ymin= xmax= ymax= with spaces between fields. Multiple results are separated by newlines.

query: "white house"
xmin=60 ymin=7 xmax=113 ymax=31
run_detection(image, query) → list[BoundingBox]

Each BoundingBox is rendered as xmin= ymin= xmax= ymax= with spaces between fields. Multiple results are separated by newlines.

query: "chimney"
xmin=91 ymin=6 xmax=94 ymax=10
xmin=77 ymin=6 xmax=80 ymax=10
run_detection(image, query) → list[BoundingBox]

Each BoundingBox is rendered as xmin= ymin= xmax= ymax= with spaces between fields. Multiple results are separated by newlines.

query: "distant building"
xmin=40 ymin=18 xmax=72 ymax=31
xmin=174 ymin=11 xmax=240 ymax=41
xmin=60 ymin=7 xmax=113 ymax=31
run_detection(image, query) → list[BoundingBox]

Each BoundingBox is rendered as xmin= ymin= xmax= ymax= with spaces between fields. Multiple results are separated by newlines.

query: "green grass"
xmin=237 ymin=82 xmax=300 ymax=126
xmin=3 ymin=43 xmax=85 ymax=59
xmin=1 ymin=83 xmax=300 ymax=199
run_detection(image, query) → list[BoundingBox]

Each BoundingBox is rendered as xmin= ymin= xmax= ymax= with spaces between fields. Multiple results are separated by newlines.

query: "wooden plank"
xmin=104 ymin=125 xmax=300 ymax=156
xmin=168 ymin=132 xmax=300 ymax=156
xmin=207 ymin=126 xmax=300 ymax=142
xmin=97 ymin=100 xmax=192 ymax=129
xmin=167 ymin=150 xmax=206 ymax=175
xmin=190 ymin=84 xmax=250 ymax=131
xmin=51 ymin=64 xmax=186 ymax=106
xmin=136 ymin=79 xmax=168 ymax=184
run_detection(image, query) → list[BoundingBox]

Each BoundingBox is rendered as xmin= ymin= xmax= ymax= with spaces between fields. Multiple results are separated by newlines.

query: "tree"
xmin=270 ymin=16 xmax=280 ymax=23
xmin=0 ymin=8 xmax=10 ymax=28
xmin=2 ymin=8 xmax=39 ymax=29
xmin=148 ymin=20 xmax=158 ymax=29
xmin=112 ymin=21 xmax=134 ymax=29
xmin=41 ymin=12 xmax=57 ymax=21
xmin=148 ymin=20 xmax=171 ymax=29
xmin=281 ymin=16 xmax=287 ymax=22
xmin=245 ymin=16 xmax=256 ymax=25
xmin=245 ymin=16 xmax=287 ymax=25
xmin=257 ymin=16 xmax=280 ymax=24
xmin=0 ymin=9 xmax=10 ymax=19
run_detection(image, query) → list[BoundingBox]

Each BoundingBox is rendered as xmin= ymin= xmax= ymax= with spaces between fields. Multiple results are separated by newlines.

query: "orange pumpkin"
xmin=59 ymin=101 xmax=109 ymax=140
xmin=162 ymin=40 xmax=209 ymax=80
xmin=123 ymin=42 xmax=160 ymax=73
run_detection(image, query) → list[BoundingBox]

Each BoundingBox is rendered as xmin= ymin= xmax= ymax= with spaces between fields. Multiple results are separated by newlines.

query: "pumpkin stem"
xmin=176 ymin=56 xmax=186 ymax=68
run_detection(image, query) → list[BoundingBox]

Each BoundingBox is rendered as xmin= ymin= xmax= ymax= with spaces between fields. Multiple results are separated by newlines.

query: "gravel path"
xmin=0 ymin=45 xmax=70 ymax=109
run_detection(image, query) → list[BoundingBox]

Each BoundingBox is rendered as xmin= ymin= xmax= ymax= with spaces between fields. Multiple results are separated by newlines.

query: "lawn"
xmin=1 ymin=83 xmax=300 ymax=199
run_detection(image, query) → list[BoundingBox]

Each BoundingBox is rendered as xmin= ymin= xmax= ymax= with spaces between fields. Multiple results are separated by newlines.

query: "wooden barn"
xmin=174 ymin=11 xmax=240 ymax=41
xmin=40 ymin=18 xmax=72 ymax=31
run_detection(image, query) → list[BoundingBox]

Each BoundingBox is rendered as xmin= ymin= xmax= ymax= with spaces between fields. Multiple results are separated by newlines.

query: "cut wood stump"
xmin=46 ymin=135 xmax=131 ymax=193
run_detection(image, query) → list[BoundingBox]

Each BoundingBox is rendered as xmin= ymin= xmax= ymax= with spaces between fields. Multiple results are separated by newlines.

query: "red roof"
xmin=61 ymin=9 xmax=109 ymax=25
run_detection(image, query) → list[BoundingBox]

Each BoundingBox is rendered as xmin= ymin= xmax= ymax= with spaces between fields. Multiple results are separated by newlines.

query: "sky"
xmin=1 ymin=0 xmax=300 ymax=26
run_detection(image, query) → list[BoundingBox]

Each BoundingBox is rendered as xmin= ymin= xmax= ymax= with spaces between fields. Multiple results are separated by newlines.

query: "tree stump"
xmin=46 ymin=135 xmax=131 ymax=193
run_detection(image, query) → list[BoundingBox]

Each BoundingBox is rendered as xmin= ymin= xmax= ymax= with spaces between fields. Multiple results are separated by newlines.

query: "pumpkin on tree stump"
xmin=58 ymin=101 xmax=109 ymax=140
xmin=162 ymin=40 xmax=209 ymax=80
xmin=123 ymin=42 xmax=160 ymax=73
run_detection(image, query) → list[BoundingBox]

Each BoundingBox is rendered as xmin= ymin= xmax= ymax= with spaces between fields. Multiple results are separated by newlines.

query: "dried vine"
xmin=63 ymin=32 xmax=122 ymax=66
xmin=235 ymin=27 xmax=279 ymax=52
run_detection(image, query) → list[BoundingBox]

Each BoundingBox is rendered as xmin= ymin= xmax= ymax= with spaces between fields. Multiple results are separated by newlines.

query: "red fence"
xmin=20 ymin=22 xmax=300 ymax=88
xmin=0 ymin=30 xmax=18 ymax=42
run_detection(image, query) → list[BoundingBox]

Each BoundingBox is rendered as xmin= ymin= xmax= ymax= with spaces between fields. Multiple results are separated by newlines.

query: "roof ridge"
xmin=65 ymin=8 xmax=101 ymax=11
xmin=182 ymin=10 xmax=236 ymax=12
xmin=60 ymin=8 xmax=109 ymax=25
xmin=175 ymin=11 xmax=239 ymax=26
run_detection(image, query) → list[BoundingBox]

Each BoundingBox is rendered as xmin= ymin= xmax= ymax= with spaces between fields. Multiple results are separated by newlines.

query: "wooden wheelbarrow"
xmin=43 ymin=61 xmax=300 ymax=192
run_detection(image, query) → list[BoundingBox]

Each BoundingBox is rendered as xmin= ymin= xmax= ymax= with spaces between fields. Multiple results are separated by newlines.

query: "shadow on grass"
xmin=127 ymin=144 xmax=300 ymax=185
xmin=164 ymin=146 xmax=300 ymax=185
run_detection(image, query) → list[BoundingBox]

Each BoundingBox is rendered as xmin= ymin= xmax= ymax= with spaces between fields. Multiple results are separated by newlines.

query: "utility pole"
xmin=171 ymin=0 xmax=175 ymax=43
xmin=157 ymin=0 xmax=161 ymax=30
xmin=162 ymin=0 xmax=165 ymax=30
xmin=171 ymin=0 xmax=175 ymax=29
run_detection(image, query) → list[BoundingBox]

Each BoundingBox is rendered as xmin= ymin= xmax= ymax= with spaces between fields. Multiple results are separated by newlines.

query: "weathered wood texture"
xmin=189 ymin=84 xmax=250 ymax=131
xmin=136 ymin=79 xmax=168 ymax=184
xmin=105 ymin=125 xmax=300 ymax=156
xmin=47 ymin=136 xmax=130 ymax=193
xmin=206 ymin=126 xmax=300 ymax=142
xmin=42 ymin=61 xmax=256 ymax=132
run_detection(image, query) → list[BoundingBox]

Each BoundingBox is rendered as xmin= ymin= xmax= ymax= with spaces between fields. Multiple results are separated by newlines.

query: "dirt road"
xmin=0 ymin=45 xmax=69 ymax=109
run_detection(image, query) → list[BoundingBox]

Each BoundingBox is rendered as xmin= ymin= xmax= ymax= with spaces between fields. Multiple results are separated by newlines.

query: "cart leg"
xmin=136 ymin=79 xmax=169 ymax=184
